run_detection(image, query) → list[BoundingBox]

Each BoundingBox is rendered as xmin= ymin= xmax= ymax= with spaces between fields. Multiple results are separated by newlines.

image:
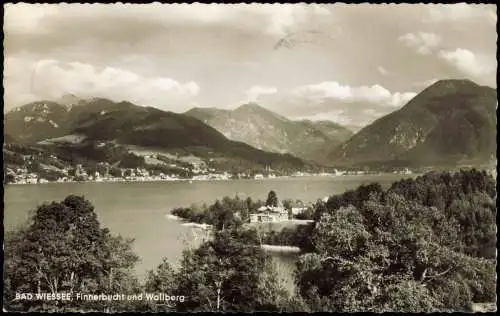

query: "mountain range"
xmin=185 ymin=103 xmax=353 ymax=162
xmin=4 ymin=79 xmax=496 ymax=170
xmin=330 ymin=79 xmax=497 ymax=168
xmin=4 ymin=97 xmax=308 ymax=171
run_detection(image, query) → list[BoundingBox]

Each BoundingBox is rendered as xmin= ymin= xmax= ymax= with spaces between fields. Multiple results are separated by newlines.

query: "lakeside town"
xmin=4 ymin=160 xmax=416 ymax=185
xmin=5 ymin=146 xmax=495 ymax=186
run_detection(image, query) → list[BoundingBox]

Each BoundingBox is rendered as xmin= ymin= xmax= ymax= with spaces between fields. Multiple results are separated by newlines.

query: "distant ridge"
xmin=185 ymin=103 xmax=353 ymax=163
xmin=329 ymin=79 xmax=497 ymax=168
xmin=4 ymin=98 xmax=310 ymax=170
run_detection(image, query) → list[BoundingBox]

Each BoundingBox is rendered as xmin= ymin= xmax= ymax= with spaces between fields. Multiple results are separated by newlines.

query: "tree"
xmin=255 ymin=256 xmax=293 ymax=311
xmin=4 ymin=150 xmax=25 ymax=165
xmin=174 ymin=228 xmax=275 ymax=312
xmin=4 ymin=173 xmax=16 ymax=184
xmin=295 ymin=181 xmax=496 ymax=312
xmin=146 ymin=225 xmax=299 ymax=312
xmin=207 ymin=200 xmax=242 ymax=231
xmin=266 ymin=190 xmax=279 ymax=207
xmin=109 ymin=166 xmax=123 ymax=177
xmin=282 ymin=199 xmax=293 ymax=210
xmin=3 ymin=195 xmax=140 ymax=312
xmin=325 ymin=183 xmax=383 ymax=214
xmin=144 ymin=258 xmax=178 ymax=312
xmin=245 ymin=197 xmax=254 ymax=211
xmin=239 ymin=206 xmax=249 ymax=222
xmin=120 ymin=153 xmax=144 ymax=169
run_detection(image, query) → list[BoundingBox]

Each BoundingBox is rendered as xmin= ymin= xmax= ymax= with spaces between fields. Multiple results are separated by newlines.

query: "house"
xmin=402 ymin=168 xmax=412 ymax=175
xmin=257 ymin=205 xmax=268 ymax=212
xmin=250 ymin=205 xmax=288 ymax=223
xmin=249 ymin=212 xmax=288 ymax=223
xmin=291 ymin=207 xmax=308 ymax=216
xmin=17 ymin=167 xmax=28 ymax=174
xmin=254 ymin=174 xmax=264 ymax=180
xmin=26 ymin=174 xmax=38 ymax=184
xmin=333 ymin=169 xmax=345 ymax=176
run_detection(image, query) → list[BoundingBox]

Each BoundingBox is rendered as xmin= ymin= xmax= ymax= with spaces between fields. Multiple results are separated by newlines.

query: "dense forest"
xmin=171 ymin=195 xmax=264 ymax=228
xmin=3 ymin=169 xmax=496 ymax=312
xmin=171 ymin=191 xmax=312 ymax=227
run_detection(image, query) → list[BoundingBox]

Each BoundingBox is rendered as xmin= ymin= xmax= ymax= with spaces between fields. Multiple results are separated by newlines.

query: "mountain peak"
xmin=185 ymin=102 xmax=353 ymax=163
xmin=429 ymin=78 xmax=478 ymax=89
xmin=330 ymin=77 xmax=496 ymax=167
xmin=188 ymin=106 xmax=225 ymax=112
xmin=401 ymin=78 xmax=491 ymax=112
xmin=420 ymin=79 xmax=482 ymax=97
xmin=55 ymin=94 xmax=85 ymax=109
xmin=237 ymin=102 xmax=264 ymax=110
xmin=234 ymin=103 xmax=291 ymax=123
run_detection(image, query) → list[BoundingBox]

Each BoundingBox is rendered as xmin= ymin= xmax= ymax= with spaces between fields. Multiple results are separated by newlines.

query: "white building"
xmin=26 ymin=174 xmax=38 ymax=184
xmin=250 ymin=205 xmax=289 ymax=223
xmin=17 ymin=167 xmax=28 ymax=174
xmin=403 ymin=168 xmax=412 ymax=175
xmin=254 ymin=174 xmax=264 ymax=180
xmin=291 ymin=207 xmax=308 ymax=216
xmin=333 ymin=169 xmax=345 ymax=176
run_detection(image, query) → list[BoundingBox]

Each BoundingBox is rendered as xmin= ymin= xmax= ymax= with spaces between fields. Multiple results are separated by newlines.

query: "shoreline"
xmin=166 ymin=215 xmax=304 ymax=251
xmin=4 ymin=172 xmax=413 ymax=186
xmin=5 ymin=177 xmax=227 ymax=185
xmin=261 ymin=244 xmax=301 ymax=253
xmin=164 ymin=213 xmax=213 ymax=230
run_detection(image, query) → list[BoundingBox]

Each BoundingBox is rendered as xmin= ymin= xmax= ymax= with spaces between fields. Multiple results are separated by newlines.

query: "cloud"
xmin=377 ymin=66 xmax=389 ymax=76
xmin=255 ymin=81 xmax=417 ymax=127
xmin=3 ymin=3 xmax=496 ymax=122
xmin=4 ymin=4 xmax=333 ymax=41
xmin=292 ymin=81 xmax=415 ymax=107
xmin=4 ymin=57 xmax=199 ymax=111
xmin=292 ymin=82 xmax=352 ymax=100
xmin=438 ymin=48 xmax=496 ymax=77
xmin=390 ymin=92 xmax=418 ymax=107
xmin=413 ymin=78 xmax=439 ymax=88
xmin=426 ymin=4 xmax=497 ymax=24
xmin=293 ymin=109 xmax=352 ymax=125
xmin=3 ymin=3 xmax=59 ymax=33
xmin=228 ymin=4 xmax=333 ymax=37
xmin=245 ymin=86 xmax=278 ymax=102
xmin=399 ymin=32 xmax=442 ymax=55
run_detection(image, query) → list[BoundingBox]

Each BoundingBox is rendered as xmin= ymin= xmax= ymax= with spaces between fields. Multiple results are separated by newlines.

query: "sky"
xmin=3 ymin=3 xmax=497 ymax=128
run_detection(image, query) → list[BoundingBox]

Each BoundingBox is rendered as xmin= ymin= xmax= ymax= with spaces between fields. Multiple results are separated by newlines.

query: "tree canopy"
xmin=4 ymin=169 xmax=496 ymax=312
xmin=3 ymin=195 xmax=141 ymax=312
xmin=295 ymin=169 xmax=496 ymax=312
xmin=266 ymin=190 xmax=279 ymax=207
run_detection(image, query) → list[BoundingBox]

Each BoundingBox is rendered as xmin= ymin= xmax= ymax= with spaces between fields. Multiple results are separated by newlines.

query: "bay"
xmin=3 ymin=174 xmax=416 ymax=278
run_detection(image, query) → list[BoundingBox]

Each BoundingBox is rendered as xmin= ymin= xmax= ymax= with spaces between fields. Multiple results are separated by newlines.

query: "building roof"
xmin=259 ymin=206 xmax=287 ymax=213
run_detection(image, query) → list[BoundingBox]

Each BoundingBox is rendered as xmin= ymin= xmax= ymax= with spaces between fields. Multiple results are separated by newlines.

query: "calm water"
xmin=3 ymin=174 xmax=414 ymax=278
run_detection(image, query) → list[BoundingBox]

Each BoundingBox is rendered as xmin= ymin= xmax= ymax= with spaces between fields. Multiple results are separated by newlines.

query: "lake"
xmin=3 ymin=174 xmax=415 ymax=279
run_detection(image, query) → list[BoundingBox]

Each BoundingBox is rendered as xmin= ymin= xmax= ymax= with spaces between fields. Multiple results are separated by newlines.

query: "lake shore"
xmin=261 ymin=244 xmax=301 ymax=253
xmin=4 ymin=173 xmax=417 ymax=276
xmin=5 ymin=172 xmax=406 ymax=186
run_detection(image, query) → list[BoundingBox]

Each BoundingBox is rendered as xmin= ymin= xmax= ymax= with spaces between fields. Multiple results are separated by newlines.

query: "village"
xmin=4 ymin=162 xmax=416 ymax=185
xmin=4 ymin=148 xmax=417 ymax=185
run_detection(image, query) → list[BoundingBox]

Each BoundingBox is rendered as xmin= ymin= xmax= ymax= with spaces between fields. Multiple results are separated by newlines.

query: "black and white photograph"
xmin=2 ymin=3 xmax=497 ymax=313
